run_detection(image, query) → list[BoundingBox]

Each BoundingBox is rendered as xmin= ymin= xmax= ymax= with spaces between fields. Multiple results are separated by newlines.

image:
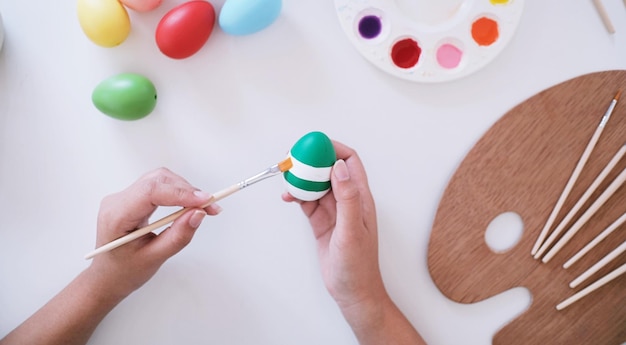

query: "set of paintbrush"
xmin=531 ymin=90 xmax=625 ymax=310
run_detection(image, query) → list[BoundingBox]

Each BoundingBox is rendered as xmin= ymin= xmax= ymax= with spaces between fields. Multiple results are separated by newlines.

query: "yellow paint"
xmin=490 ymin=0 xmax=510 ymax=4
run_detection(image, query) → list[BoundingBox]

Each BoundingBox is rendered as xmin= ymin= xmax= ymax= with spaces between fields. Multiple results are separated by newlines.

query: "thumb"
xmin=145 ymin=209 xmax=206 ymax=262
xmin=331 ymin=159 xmax=362 ymax=230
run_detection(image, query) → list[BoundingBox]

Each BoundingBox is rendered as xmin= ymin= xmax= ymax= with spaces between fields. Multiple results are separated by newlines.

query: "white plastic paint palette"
xmin=334 ymin=0 xmax=524 ymax=83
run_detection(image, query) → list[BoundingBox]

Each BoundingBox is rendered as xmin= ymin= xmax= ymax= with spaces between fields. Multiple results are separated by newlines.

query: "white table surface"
xmin=1 ymin=1 xmax=625 ymax=344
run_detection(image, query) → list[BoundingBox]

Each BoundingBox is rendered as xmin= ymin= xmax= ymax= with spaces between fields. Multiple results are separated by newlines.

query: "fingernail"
xmin=208 ymin=203 xmax=223 ymax=214
xmin=189 ymin=210 xmax=206 ymax=228
xmin=194 ymin=190 xmax=211 ymax=200
xmin=333 ymin=159 xmax=350 ymax=181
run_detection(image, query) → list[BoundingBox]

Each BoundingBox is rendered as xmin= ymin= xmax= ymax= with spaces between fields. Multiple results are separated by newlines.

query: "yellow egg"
xmin=77 ymin=0 xmax=130 ymax=47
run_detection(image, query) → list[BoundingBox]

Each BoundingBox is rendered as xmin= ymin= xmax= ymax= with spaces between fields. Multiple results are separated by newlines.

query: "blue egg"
xmin=219 ymin=0 xmax=281 ymax=35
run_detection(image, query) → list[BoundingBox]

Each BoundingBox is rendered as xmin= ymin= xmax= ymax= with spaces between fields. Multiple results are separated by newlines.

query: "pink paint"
xmin=436 ymin=43 xmax=463 ymax=69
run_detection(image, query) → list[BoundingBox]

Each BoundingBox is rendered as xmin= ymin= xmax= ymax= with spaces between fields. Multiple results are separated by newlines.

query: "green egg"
xmin=92 ymin=73 xmax=157 ymax=121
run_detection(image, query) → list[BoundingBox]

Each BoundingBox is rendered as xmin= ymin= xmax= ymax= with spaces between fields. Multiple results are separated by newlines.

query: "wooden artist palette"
xmin=428 ymin=70 xmax=626 ymax=344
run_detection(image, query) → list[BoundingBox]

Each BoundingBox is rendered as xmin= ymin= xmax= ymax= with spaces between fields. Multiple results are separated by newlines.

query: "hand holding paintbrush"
xmin=85 ymin=131 xmax=337 ymax=259
xmin=84 ymin=158 xmax=293 ymax=259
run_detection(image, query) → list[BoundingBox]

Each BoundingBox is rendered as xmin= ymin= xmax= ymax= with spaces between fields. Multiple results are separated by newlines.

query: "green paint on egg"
xmin=92 ymin=73 xmax=157 ymax=121
xmin=284 ymin=171 xmax=331 ymax=192
xmin=290 ymin=131 xmax=336 ymax=168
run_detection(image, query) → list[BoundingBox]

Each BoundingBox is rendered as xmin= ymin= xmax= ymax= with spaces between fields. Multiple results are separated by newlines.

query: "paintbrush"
xmin=592 ymin=0 xmax=616 ymax=34
xmin=556 ymin=262 xmax=626 ymax=310
xmin=84 ymin=158 xmax=293 ymax=260
xmin=532 ymin=89 xmax=621 ymax=257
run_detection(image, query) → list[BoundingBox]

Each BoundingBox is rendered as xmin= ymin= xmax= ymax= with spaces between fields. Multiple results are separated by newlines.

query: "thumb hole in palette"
xmin=485 ymin=211 xmax=524 ymax=253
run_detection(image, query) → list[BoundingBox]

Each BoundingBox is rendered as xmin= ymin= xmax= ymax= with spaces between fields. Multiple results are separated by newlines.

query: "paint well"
xmin=358 ymin=15 xmax=382 ymax=39
xmin=471 ymin=17 xmax=499 ymax=46
xmin=436 ymin=43 xmax=463 ymax=69
xmin=391 ymin=38 xmax=421 ymax=69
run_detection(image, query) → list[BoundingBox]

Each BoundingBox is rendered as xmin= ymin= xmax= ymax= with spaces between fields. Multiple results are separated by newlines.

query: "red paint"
xmin=391 ymin=38 xmax=421 ymax=69
xmin=156 ymin=1 xmax=216 ymax=59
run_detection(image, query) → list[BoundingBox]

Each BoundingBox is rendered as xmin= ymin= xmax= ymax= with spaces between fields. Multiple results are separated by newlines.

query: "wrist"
xmin=337 ymin=288 xmax=392 ymax=332
xmin=82 ymin=265 xmax=133 ymax=306
xmin=340 ymin=293 xmax=425 ymax=345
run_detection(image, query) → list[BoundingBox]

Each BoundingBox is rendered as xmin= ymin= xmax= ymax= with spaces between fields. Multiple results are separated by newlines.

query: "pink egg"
xmin=120 ymin=0 xmax=162 ymax=12
xmin=156 ymin=1 xmax=216 ymax=59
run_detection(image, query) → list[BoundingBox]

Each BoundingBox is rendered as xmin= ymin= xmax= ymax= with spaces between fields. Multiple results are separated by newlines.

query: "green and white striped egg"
xmin=283 ymin=131 xmax=337 ymax=201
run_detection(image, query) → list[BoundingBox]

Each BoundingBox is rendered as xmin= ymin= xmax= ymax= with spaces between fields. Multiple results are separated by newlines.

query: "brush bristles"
xmin=278 ymin=157 xmax=293 ymax=172
xmin=615 ymin=89 xmax=622 ymax=101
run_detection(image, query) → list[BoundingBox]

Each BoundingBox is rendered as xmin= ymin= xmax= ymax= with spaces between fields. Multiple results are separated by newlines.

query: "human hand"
xmin=0 ymin=168 xmax=222 ymax=345
xmin=282 ymin=141 xmax=386 ymax=311
xmin=283 ymin=142 xmax=425 ymax=344
xmin=88 ymin=168 xmax=221 ymax=299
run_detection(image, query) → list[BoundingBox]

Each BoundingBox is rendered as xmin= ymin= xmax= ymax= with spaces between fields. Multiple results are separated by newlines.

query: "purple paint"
xmin=358 ymin=15 xmax=382 ymax=39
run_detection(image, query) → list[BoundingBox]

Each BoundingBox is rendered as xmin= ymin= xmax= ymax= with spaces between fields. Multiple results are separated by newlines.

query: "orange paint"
xmin=471 ymin=17 xmax=499 ymax=46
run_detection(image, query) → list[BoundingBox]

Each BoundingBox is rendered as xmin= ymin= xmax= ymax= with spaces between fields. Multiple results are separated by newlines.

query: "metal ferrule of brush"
xmin=237 ymin=164 xmax=282 ymax=189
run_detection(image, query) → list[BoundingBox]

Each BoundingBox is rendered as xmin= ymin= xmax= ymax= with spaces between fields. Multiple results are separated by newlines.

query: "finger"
xmin=123 ymin=170 xmax=211 ymax=216
xmin=281 ymin=192 xmax=302 ymax=204
xmin=144 ymin=209 xmax=206 ymax=262
xmin=103 ymin=188 xmax=209 ymax=235
xmin=140 ymin=183 xmax=212 ymax=208
xmin=99 ymin=169 xmax=211 ymax=234
xmin=283 ymin=191 xmax=326 ymax=217
xmin=203 ymin=203 xmax=223 ymax=216
xmin=330 ymin=159 xmax=363 ymax=231
xmin=332 ymin=140 xmax=375 ymax=210
xmin=331 ymin=140 xmax=354 ymax=159
xmin=139 ymin=167 xmax=192 ymax=187
xmin=332 ymin=141 xmax=369 ymax=188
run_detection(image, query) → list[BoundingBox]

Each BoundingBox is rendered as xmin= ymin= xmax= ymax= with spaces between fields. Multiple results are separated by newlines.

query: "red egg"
xmin=156 ymin=1 xmax=215 ymax=59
